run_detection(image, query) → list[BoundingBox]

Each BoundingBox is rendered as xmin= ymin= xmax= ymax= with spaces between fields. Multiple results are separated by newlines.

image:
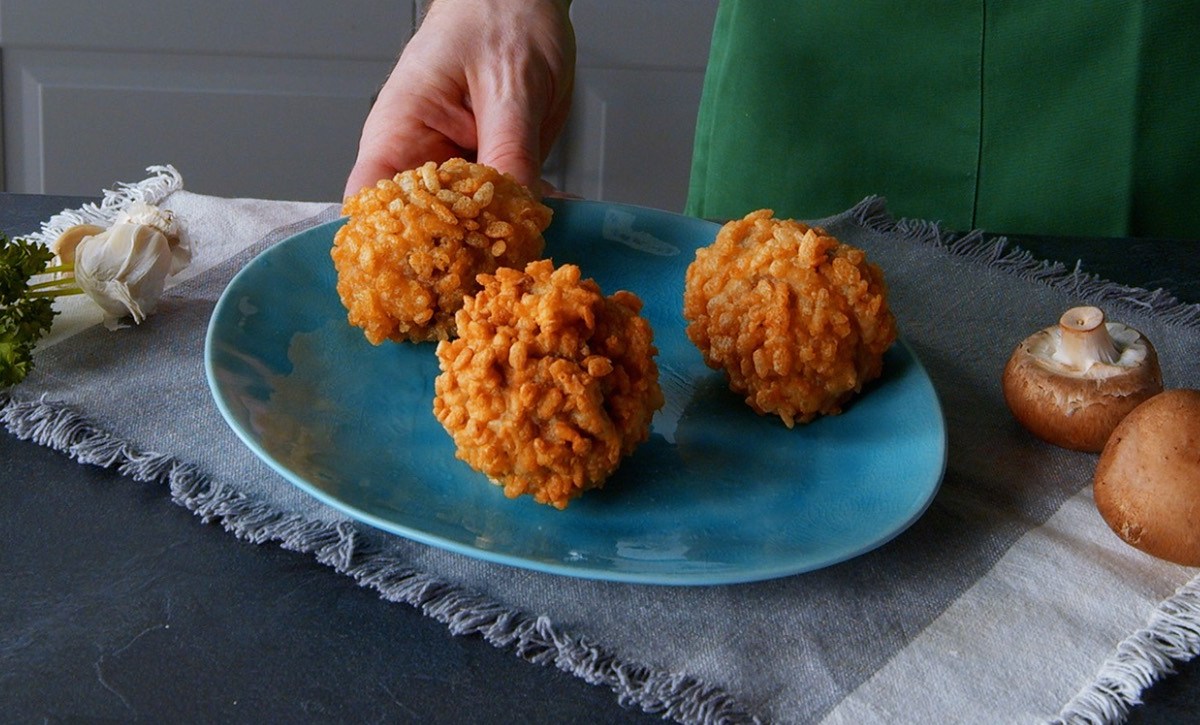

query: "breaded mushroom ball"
xmin=434 ymin=259 xmax=665 ymax=509
xmin=683 ymin=209 xmax=897 ymax=427
xmin=331 ymin=158 xmax=552 ymax=343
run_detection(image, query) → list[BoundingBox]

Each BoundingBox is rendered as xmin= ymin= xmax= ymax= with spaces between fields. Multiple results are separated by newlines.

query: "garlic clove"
xmin=113 ymin=201 xmax=191 ymax=275
xmin=113 ymin=201 xmax=178 ymax=239
xmin=49 ymin=223 xmax=107 ymax=272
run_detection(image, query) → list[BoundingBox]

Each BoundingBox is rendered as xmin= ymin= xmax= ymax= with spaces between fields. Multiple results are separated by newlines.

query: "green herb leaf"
xmin=0 ymin=233 xmax=63 ymax=387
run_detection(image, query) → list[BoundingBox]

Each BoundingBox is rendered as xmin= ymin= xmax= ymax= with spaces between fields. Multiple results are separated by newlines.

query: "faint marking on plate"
xmin=602 ymin=209 xmax=680 ymax=257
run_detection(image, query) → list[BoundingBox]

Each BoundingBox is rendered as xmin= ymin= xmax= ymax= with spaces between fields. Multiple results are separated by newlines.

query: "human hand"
xmin=343 ymin=0 xmax=576 ymax=199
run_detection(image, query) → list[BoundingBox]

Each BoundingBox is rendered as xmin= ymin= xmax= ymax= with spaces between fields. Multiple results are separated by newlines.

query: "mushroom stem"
xmin=1053 ymin=305 xmax=1119 ymax=372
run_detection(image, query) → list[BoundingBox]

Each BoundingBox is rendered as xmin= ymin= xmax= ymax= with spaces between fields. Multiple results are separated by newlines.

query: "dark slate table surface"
xmin=2 ymin=193 xmax=1197 ymax=723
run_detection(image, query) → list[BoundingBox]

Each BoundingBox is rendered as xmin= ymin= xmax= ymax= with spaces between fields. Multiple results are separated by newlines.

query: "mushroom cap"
xmin=1002 ymin=322 xmax=1162 ymax=452
xmin=1093 ymin=389 xmax=1200 ymax=566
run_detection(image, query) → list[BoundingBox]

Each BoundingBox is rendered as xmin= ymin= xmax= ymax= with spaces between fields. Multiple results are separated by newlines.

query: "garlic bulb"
xmin=74 ymin=222 xmax=176 ymax=329
xmin=41 ymin=202 xmax=191 ymax=329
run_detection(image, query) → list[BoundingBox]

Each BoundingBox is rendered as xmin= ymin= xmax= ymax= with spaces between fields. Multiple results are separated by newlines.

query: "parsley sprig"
xmin=1 ymin=233 xmax=81 ymax=387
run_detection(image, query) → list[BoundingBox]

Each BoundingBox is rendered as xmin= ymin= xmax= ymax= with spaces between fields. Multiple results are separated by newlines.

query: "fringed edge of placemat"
xmin=848 ymin=195 xmax=1200 ymax=332
xmin=24 ymin=165 xmax=184 ymax=248
xmin=1051 ymin=574 xmax=1200 ymax=724
xmin=851 ymin=195 xmax=1200 ymax=723
xmin=0 ymin=392 xmax=763 ymax=725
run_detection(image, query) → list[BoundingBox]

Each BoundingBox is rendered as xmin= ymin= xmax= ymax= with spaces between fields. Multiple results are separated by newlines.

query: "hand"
xmin=343 ymin=0 xmax=576 ymax=199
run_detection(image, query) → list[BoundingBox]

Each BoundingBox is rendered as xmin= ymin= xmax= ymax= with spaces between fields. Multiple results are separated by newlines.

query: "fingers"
xmin=473 ymin=94 xmax=544 ymax=189
xmin=343 ymin=158 xmax=395 ymax=200
xmin=540 ymin=181 xmax=582 ymax=199
xmin=342 ymin=0 xmax=575 ymax=199
xmin=457 ymin=0 xmax=572 ymax=189
xmin=342 ymin=85 xmax=475 ymax=199
xmin=342 ymin=127 xmax=465 ymax=199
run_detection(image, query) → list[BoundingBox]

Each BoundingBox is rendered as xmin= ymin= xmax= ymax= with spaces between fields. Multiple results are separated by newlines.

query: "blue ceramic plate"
xmin=205 ymin=198 xmax=945 ymax=585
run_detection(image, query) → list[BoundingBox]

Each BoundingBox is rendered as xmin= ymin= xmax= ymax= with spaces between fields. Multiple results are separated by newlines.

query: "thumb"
xmin=344 ymin=158 xmax=397 ymax=200
xmin=474 ymin=98 xmax=543 ymax=190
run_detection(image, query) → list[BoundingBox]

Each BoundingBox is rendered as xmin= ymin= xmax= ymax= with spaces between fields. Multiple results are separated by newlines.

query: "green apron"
xmin=685 ymin=1 xmax=1200 ymax=238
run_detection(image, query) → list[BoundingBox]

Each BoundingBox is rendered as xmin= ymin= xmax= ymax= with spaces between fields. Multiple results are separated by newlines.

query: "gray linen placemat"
xmin=4 ymin=175 xmax=1199 ymax=724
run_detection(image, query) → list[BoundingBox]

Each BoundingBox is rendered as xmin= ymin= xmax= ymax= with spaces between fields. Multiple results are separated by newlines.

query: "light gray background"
xmin=0 ymin=0 xmax=718 ymax=210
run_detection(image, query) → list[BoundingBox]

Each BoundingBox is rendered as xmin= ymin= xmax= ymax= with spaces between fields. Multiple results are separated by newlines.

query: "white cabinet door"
xmin=554 ymin=0 xmax=718 ymax=212
xmin=0 ymin=1 xmax=414 ymax=201
xmin=0 ymin=0 xmax=718 ymax=209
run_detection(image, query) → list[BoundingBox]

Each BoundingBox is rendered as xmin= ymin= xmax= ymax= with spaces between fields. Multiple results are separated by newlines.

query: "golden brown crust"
xmin=433 ymin=259 xmax=664 ymax=509
xmin=681 ymin=209 xmax=897 ymax=427
xmin=330 ymin=159 xmax=552 ymax=344
xmin=1001 ymin=328 xmax=1162 ymax=452
xmin=1094 ymin=389 xmax=1200 ymax=565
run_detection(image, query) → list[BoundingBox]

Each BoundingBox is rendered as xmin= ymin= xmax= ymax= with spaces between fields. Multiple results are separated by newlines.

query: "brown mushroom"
xmin=1002 ymin=306 xmax=1162 ymax=452
xmin=1093 ymin=389 xmax=1200 ymax=566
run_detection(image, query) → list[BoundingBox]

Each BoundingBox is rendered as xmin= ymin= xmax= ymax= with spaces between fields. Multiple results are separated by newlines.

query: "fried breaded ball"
xmin=433 ymin=259 xmax=664 ymax=509
xmin=331 ymin=158 xmax=552 ymax=343
xmin=683 ymin=209 xmax=897 ymax=427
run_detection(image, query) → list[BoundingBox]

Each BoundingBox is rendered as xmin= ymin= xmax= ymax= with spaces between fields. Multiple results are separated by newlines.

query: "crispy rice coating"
xmin=683 ymin=209 xmax=897 ymax=427
xmin=331 ymin=159 xmax=552 ymax=343
xmin=433 ymin=259 xmax=664 ymax=509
